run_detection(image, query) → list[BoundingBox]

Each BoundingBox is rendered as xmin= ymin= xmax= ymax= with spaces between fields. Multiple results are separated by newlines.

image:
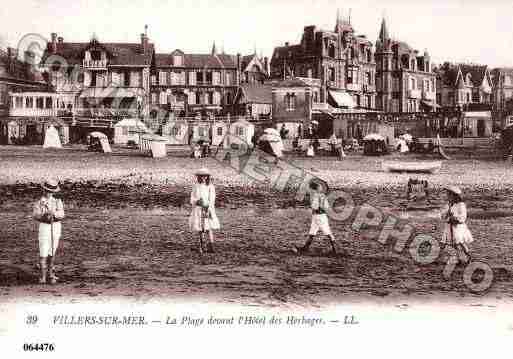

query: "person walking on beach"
xmin=189 ymin=168 xmax=220 ymax=254
xmin=440 ymin=186 xmax=474 ymax=264
xmin=293 ymin=181 xmax=337 ymax=256
xmin=33 ymin=179 xmax=65 ymax=284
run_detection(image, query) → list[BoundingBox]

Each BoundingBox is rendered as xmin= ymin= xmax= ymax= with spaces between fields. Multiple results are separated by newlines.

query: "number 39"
xmin=26 ymin=315 xmax=38 ymax=325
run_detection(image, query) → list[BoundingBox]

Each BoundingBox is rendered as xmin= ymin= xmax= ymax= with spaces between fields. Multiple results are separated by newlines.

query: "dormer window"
xmin=91 ymin=50 xmax=102 ymax=61
xmin=174 ymin=55 xmax=183 ymax=66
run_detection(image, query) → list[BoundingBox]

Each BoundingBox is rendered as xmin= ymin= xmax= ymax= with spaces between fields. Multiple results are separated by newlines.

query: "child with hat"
xmin=189 ymin=168 xmax=220 ymax=254
xmin=33 ymin=179 xmax=65 ymax=284
xmin=294 ymin=181 xmax=337 ymax=255
xmin=440 ymin=185 xmax=474 ymax=263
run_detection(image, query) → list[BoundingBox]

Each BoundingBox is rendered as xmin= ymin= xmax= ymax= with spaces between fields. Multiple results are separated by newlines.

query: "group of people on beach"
xmin=33 ymin=170 xmax=474 ymax=285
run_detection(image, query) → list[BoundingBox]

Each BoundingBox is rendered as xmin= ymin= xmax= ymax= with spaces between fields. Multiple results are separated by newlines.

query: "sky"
xmin=1 ymin=0 xmax=513 ymax=68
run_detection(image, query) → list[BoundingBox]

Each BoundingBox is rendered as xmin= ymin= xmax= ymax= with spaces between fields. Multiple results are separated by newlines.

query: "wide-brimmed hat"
xmin=42 ymin=179 xmax=60 ymax=193
xmin=194 ymin=168 xmax=211 ymax=177
xmin=444 ymin=185 xmax=462 ymax=196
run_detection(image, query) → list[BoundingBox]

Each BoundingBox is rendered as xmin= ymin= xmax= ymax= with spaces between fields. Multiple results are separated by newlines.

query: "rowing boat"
xmin=382 ymin=160 xmax=442 ymax=174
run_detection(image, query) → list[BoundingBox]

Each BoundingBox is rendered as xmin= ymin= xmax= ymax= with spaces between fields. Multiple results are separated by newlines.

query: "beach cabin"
xmin=224 ymin=119 xmax=255 ymax=148
xmin=190 ymin=122 xmax=211 ymax=144
xmin=211 ymin=121 xmax=229 ymax=146
xmin=113 ymin=118 xmax=148 ymax=145
xmin=162 ymin=119 xmax=189 ymax=145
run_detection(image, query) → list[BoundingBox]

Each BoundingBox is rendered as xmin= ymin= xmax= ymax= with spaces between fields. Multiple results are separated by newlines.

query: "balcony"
xmin=422 ymin=91 xmax=435 ymax=100
xmin=408 ymin=89 xmax=421 ymax=99
xmin=346 ymin=83 xmax=360 ymax=92
xmin=362 ymin=84 xmax=375 ymax=93
xmin=9 ymin=108 xmax=59 ymax=117
xmin=82 ymin=59 xmax=108 ymax=70
xmin=74 ymin=108 xmax=139 ymax=119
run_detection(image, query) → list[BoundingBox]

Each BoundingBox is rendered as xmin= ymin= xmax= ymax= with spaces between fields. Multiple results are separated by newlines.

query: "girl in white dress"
xmin=189 ymin=168 xmax=220 ymax=254
xmin=306 ymin=141 xmax=315 ymax=157
xmin=33 ymin=179 xmax=65 ymax=284
xmin=440 ymin=186 xmax=474 ymax=263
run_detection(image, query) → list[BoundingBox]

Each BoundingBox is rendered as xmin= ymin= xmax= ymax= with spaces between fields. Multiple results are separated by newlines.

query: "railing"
xmin=9 ymin=108 xmax=59 ymax=117
xmin=408 ymin=89 xmax=421 ymax=99
xmin=73 ymin=108 xmax=139 ymax=118
xmin=82 ymin=59 xmax=108 ymax=69
xmin=346 ymin=83 xmax=360 ymax=92
xmin=422 ymin=91 xmax=435 ymax=100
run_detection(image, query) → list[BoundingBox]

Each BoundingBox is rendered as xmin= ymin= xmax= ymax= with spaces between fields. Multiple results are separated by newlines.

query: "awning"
xmin=329 ymin=90 xmax=355 ymax=109
xmin=79 ymin=88 xmax=145 ymax=98
xmin=421 ymin=100 xmax=440 ymax=109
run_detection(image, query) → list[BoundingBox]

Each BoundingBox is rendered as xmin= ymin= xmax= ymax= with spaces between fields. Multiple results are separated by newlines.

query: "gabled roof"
xmin=41 ymin=41 xmax=154 ymax=66
xmin=271 ymin=44 xmax=304 ymax=61
xmin=459 ymin=64 xmax=488 ymax=87
xmin=267 ymin=77 xmax=320 ymax=88
xmin=238 ymin=84 xmax=273 ymax=104
xmin=0 ymin=48 xmax=47 ymax=84
xmin=155 ymin=52 xmax=237 ymax=68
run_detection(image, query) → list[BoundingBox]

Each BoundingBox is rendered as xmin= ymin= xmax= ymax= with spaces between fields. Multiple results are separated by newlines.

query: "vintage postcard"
xmin=1 ymin=0 xmax=512 ymax=357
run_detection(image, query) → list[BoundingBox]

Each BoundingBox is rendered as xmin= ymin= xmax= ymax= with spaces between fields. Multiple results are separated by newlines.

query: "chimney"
xmin=58 ymin=36 xmax=63 ymax=43
xmin=236 ymin=53 xmax=241 ymax=85
xmin=51 ymin=33 xmax=57 ymax=53
xmin=285 ymin=42 xmax=289 ymax=47
xmin=141 ymin=33 xmax=148 ymax=54
xmin=264 ymin=56 xmax=269 ymax=77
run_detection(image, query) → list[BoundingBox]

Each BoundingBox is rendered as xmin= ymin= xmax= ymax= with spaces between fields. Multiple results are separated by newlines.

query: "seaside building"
xmin=374 ymin=18 xmax=437 ymax=113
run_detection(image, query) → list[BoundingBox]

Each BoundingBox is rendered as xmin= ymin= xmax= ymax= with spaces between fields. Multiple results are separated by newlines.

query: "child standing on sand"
xmin=189 ymin=168 xmax=220 ymax=254
xmin=33 ymin=179 xmax=65 ymax=284
xmin=440 ymin=186 xmax=474 ymax=264
xmin=294 ymin=181 xmax=337 ymax=255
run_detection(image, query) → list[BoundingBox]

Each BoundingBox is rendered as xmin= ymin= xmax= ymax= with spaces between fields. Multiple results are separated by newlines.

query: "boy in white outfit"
xmin=33 ymin=179 xmax=65 ymax=284
xmin=294 ymin=181 xmax=337 ymax=255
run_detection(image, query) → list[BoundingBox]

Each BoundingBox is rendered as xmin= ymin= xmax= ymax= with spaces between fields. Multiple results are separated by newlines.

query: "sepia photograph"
xmin=0 ymin=0 xmax=512 ymax=357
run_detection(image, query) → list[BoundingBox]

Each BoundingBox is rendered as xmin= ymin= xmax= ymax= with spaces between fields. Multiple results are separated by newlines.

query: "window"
xmin=15 ymin=97 xmax=23 ymax=108
xmin=36 ymin=97 xmax=44 ymax=109
xmin=329 ymin=67 xmax=335 ymax=82
xmin=217 ymin=127 xmax=223 ymax=136
xmin=328 ymin=43 xmax=336 ymax=58
xmin=207 ymin=92 xmax=213 ymax=104
xmin=347 ymin=68 xmax=358 ymax=84
xmin=151 ymin=93 xmax=157 ymax=104
xmin=410 ymin=78 xmax=415 ymax=90
xmin=159 ymin=71 xmax=167 ymax=85
xmin=466 ymin=93 xmax=471 ymax=103
xmin=198 ymin=127 xmax=206 ymax=137
xmin=285 ymin=92 xmax=296 ymax=111
xmin=431 ymin=78 xmax=435 ymax=92
xmin=124 ymin=71 xmax=130 ymax=87
xmin=25 ymin=97 xmax=33 ymax=108
xmin=159 ymin=91 xmax=167 ymax=104
xmin=188 ymin=92 xmax=196 ymax=105
xmin=197 ymin=72 xmax=204 ymax=84
xmin=212 ymin=72 xmax=220 ymax=85
xmin=206 ymin=72 xmax=212 ymax=85
xmin=236 ymin=127 xmax=244 ymax=136
xmin=189 ymin=71 xmax=196 ymax=85
xmin=366 ymin=71 xmax=371 ymax=85
xmin=366 ymin=49 xmax=372 ymax=63
xmin=313 ymin=91 xmax=318 ymax=103
xmin=172 ymin=126 xmax=180 ymax=136
xmin=122 ymin=126 xmax=129 ymax=136
xmin=307 ymin=68 xmax=313 ymax=78
xmin=226 ymin=72 xmax=232 ymax=85
xmin=225 ymin=92 xmax=231 ymax=105
xmin=173 ymin=55 xmax=183 ymax=66
xmin=45 ymin=97 xmax=52 ymax=109
xmin=410 ymin=59 xmax=415 ymax=71
xmin=195 ymin=92 xmax=201 ymax=104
